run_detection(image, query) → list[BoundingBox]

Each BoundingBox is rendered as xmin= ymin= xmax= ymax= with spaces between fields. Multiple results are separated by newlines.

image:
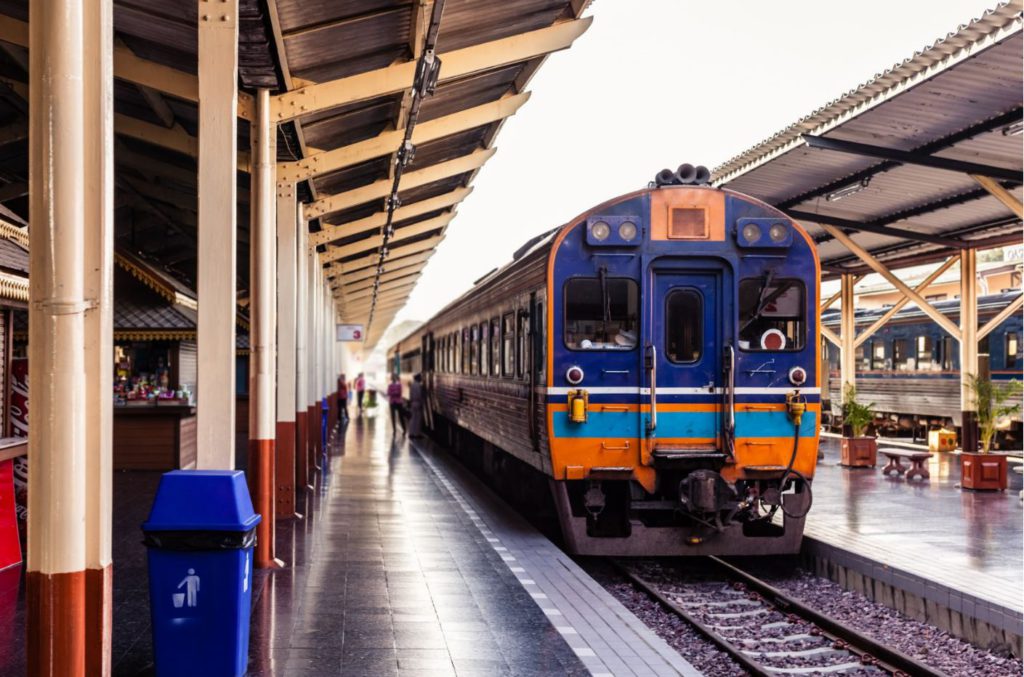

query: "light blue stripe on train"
xmin=552 ymin=410 xmax=817 ymax=439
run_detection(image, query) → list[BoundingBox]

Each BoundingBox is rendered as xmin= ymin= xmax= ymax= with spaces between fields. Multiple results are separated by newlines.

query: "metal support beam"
xmin=343 ymin=268 xmax=423 ymax=294
xmin=852 ymin=256 xmax=958 ymax=349
xmin=820 ymin=275 xmax=863 ymax=312
xmin=196 ymin=0 xmax=239 ymax=469
xmin=272 ymin=18 xmax=591 ymax=123
xmin=970 ymin=174 xmax=1023 ymax=219
xmin=310 ymin=186 xmax=471 ymax=247
xmin=27 ymin=0 xmax=114 ymax=672
xmin=304 ymin=147 xmax=495 ymax=220
xmin=334 ymin=250 xmax=435 ymax=286
xmin=320 ymin=211 xmax=453 ymax=263
xmin=247 ymin=89 xmax=279 ymax=568
xmin=279 ymin=94 xmax=527 ymax=183
xmin=326 ymin=235 xmax=443 ymax=278
xmin=821 ymin=224 xmax=961 ymax=340
xmin=802 ymin=134 xmax=1021 ymax=182
xmin=275 ymin=181 xmax=298 ymax=519
xmin=839 ymin=273 xmax=856 ymax=402
xmin=821 ymin=325 xmax=841 ymax=348
xmin=790 ymin=210 xmax=967 ymax=249
xmin=978 ymin=293 xmax=1024 ymax=342
xmin=959 ymin=249 xmax=978 ymax=451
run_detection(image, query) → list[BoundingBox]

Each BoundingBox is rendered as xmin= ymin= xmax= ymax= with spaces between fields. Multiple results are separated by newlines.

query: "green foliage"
xmin=968 ymin=375 xmax=1022 ymax=452
xmin=842 ymin=384 xmax=876 ymax=438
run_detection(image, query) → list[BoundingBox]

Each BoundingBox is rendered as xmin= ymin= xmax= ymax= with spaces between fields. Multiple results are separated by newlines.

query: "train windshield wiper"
xmin=741 ymin=270 xmax=775 ymax=334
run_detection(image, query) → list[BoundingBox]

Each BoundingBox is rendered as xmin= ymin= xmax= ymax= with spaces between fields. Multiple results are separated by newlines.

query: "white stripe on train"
xmin=545 ymin=387 xmax=821 ymax=396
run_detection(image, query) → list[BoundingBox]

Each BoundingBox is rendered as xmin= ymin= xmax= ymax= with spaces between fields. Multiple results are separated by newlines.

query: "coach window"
xmin=478 ymin=321 xmax=488 ymax=375
xmin=517 ymin=311 xmax=529 ymax=378
xmin=916 ymin=336 xmax=935 ymax=371
xmin=502 ymin=313 xmax=515 ymax=377
xmin=665 ymin=290 xmax=702 ymax=363
xmin=738 ymin=278 xmax=805 ymax=351
xmin=491 ymin=317 xmax=501 ymax=376
xmin=855 ymin=345 xmax=869 ymax=371
xmin=870 ymin=340 xmax=888 ymax=370
xmin=468 ymin=326 xmax=477 ymax=375
xmin=564 ymin=277 xmax=638 ymax=350
xmin=1007 ymin=332 xmax=1019 ymax=369
xmin=893 ymin=338 xmax=910 ymax=371
xmin=940 ymin=336 xmax=953 ymax=371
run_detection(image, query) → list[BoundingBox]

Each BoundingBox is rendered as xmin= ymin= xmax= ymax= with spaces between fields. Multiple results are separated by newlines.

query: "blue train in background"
xmin=821 ymin=291 xmax=1023 ymax=446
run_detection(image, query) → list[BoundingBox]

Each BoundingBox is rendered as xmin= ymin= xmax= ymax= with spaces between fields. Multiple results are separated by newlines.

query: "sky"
xmin=382 ymin=0 xmax=1002 ymax=343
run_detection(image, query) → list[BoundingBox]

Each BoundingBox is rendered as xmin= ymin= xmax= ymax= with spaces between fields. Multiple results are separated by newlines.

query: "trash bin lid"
xmin=142 ymin=470 xmax=262 ymax=532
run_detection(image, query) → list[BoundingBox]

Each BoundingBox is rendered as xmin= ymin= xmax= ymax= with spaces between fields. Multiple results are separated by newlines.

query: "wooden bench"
xmin=879 ymin=448 xmax=933 ymax=481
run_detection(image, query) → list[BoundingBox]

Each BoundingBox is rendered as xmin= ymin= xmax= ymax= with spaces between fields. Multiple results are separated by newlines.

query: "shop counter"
xmin=114 ymin=403 xmax=197 ymax=470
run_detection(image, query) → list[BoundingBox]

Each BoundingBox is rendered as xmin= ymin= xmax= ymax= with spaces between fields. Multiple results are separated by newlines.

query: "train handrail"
xmin=723 ymin=344 xmax=736 ymax=459
xmin=646 ymin=343 xmax=657 ymax=434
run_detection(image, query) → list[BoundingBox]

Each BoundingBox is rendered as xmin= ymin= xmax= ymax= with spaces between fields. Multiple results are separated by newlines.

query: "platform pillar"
xmin=839 ymin=273 xmax=856 ymax=404
xmin=27 ymin=0 xmax=114 ymax=673
xmin=196 ymin=0 xmax=239 ymax=469
xmin=276 ymin=181 xmax=298 ymax=517
xmin=295 ymin=213 xmax=310 ymax=488
xmin=248 ymin=88 xmax=280 ymax=568
xmin=307 ymin=246 xmax=321 ymax=470
xmin=959 ymin=248 xmax=979 ymax=452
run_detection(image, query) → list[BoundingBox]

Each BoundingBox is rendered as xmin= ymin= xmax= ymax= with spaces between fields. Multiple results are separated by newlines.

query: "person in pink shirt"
xmin=386 ymin=374 xmax=405 ymax=436
xmin=354 ymin=373 xmax=366 ymax=414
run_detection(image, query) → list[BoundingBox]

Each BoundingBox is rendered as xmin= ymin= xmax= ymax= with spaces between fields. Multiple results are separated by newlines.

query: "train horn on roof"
xmin=655 ymin=168 xmax=677 ymax=187
xmin=693 ymin=165 xmax=711 ymax=185
xmin=675 ymin=163 xmax=697 ymax=184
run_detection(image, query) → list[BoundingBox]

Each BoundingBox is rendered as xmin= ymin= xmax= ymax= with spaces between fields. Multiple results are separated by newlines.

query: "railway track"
xmin=612 ymin=557 xmax=947 ymax=677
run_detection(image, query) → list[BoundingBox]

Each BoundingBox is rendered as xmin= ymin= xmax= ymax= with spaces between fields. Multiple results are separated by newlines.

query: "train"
xmin=389 ymin=165 xmax=820 ymax=556
xmin=821 ymin=291 xmax=1023 ymax=445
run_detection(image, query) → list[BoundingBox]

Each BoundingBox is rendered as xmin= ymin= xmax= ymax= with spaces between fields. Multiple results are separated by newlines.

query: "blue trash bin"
xmin=142 ymin=470 xmax=261 ymax=677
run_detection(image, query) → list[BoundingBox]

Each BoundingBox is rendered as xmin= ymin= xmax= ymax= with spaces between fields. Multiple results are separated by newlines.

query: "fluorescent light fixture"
xmin=1002 ymin=120 xmax=1023 ymax=137
xmin=826 ymin=178 xmax=870 ymax=202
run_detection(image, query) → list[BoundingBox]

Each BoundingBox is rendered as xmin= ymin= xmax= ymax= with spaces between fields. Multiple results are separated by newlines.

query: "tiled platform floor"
xmin=246 ymin=412 xmax=595 ymax=676
xmin=808 ymin=435 xmax=1023 ymax=614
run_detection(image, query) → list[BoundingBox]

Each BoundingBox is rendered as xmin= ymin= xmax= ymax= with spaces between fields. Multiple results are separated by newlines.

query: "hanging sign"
xmin=336 ymin=324 xmax=365 ymax=342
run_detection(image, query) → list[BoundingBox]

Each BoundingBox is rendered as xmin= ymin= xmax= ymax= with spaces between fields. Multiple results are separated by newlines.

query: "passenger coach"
xmin=391 ymin=166 xmax=820 ymax=556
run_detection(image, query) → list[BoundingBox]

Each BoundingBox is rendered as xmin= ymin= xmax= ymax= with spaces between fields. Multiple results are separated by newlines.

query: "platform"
xmin=805 ymin=435 xmax=1023 ymax=644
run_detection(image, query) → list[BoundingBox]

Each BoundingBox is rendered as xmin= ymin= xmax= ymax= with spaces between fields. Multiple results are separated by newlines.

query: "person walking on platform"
xmin=386 ymin=374 xmax=406 ymax=436
xmin=337 ymin=372 xmax=349 ymax=424
xmin=354 ymin=372 xmax=366 ymax=415
xmin=408 ymin=373 xmax=424 ymax=438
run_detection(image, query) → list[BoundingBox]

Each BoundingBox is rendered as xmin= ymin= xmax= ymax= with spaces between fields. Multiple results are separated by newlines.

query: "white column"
xmin=295 ymin=209 xmax=309 ymax=484
xmin=276 ymin=182 xmax=297 ymax=515
xmin=247 ymin=88 xmax=278 ymax=567
xmin=960 ymin=249 xmax=979 ymax=451
xmin=840 ymin=273 xmax=856 ymax=401
xmin=196 ymin=0 xmax=239 ymax=468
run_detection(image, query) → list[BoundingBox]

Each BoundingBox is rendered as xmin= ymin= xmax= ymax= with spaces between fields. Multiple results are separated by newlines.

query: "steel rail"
xmin=707 ymin=557 xmax=948 ymax=677
xmin=611 ymin=557 xmax=948 ymax=677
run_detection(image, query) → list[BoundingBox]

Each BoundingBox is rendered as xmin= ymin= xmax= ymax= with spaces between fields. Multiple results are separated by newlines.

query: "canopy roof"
xmin=713 ymin=2 xmax=1023 ymax=280
xmin=0 ymin=0 xmax=593 ymax=347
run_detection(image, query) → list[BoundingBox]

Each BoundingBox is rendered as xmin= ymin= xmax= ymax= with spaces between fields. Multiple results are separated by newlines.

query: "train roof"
xmin=821 ymin=290 xmax=1023 ymax=326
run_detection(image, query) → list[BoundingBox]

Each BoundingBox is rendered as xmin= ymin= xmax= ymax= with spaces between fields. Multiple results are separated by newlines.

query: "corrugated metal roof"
xmin=714 ymin=2 xmax=1023 ymax=278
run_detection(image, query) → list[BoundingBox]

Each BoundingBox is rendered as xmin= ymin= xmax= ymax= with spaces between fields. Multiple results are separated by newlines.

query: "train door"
xmin=645 ymin=269 xmax=723 ymax=458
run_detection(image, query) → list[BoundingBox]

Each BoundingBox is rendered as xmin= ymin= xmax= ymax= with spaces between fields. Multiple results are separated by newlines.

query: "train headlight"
xmin=769 ymin=223 xmax=789 ymax=242
xmin=788 ymin=366 xmax=807 ymax=386
xmin=741 ymin=223 xmax=761 ymax=243
xmin=591 ymin=221 xmax=611 ymax=241
xmin=566 ymin=365 xmax=584 ymax=385
xmin=618 ymin=221 xmax=638 ymax=241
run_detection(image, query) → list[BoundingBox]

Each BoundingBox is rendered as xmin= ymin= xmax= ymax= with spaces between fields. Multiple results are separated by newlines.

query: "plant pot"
xmin=960 ymin=451 xmax=1007 ymax=491
xmin=840 ymin=436 xmax=877 ymax=467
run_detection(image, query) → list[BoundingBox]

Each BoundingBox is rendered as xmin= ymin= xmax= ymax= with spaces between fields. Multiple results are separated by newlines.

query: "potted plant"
xmin=960 ymin=376 xmax=1022 ymax=491
xmin=840 ymin=384 xmax=877 ymax=467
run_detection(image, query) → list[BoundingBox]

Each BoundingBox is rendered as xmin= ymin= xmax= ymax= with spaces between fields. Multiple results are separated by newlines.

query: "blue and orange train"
xmin=391 ymin=166 xmax=820 ymax=555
